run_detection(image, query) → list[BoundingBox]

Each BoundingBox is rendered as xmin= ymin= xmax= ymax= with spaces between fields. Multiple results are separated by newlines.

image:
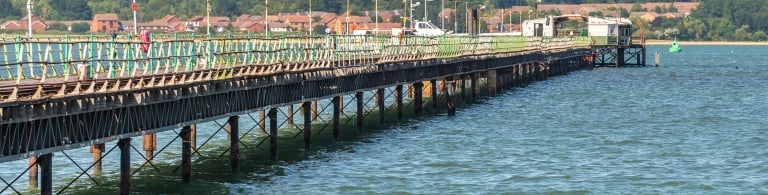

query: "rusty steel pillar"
xmin=332 ymin=96 xmax=341 ymax=142
xmin=356 ymin=92 xmax=364 ymax=133
xmin=259 ymin=110 xmax=266 ymax=134
xmin=38 ymin=153 xmax=52 ymax=195
xmin=287 ymin=104 xmax=294 ymax=125
xmin=445 ymin=77 xmax=456 ymax=116
xmin=487 ymin=70 xmax=497 ymax=96
xmin=460 ymin=75 xmax=467 ymax=102
xmin=303 ymin=102 xmax=312 ymax=150
xmin=227 ymin=116 xmax=239 ymax=173
xmin=395 ymin=85 xmax=403 ymax=121
xmin=413 ymin=82 xmax=424 ymax=116
xmin=470 ymin=73 xmax=478 ymax=100
xmin=142 ymin=133 xmax=156 ymax=163
xmin=28 ymin=156 xmax=37 ymax=189
xmin=181 ymin=125 xmax=192 ymax=183
xmin=268 ymin=108 xmax=278 ymax=160
xmin=376 ymin=88 xmax=385 ymax=125
xmin=431 ymin=79 xmax=438 ymax=111
xmin=190 ymin=124 xmax=197 ymax=153
xmin=90 ymin=143 xmax=105 ymax=175
xmin=311 ymin=100 xmax=318 ymax=120
xmin=118 ymin=138 xmax=131 ymax=195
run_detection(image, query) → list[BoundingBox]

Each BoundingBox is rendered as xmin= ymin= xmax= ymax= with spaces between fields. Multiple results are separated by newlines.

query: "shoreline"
xmin=644 ymin=40 xmax=768 ymax=46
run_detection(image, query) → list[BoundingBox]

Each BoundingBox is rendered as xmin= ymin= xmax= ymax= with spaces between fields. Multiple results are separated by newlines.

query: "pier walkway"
xmin=0 ymin=33 xmax=593 ymax=194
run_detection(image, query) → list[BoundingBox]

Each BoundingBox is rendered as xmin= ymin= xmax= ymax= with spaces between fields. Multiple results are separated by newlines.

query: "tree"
xmin=630 ymin=2 xmax=643 ymax=12
xmin=654 ymin=6 xmax=663 ymax=14
xmin=0 ymin=0 xmax=20 ymax=20
xmin=70 ymin=22 xmax=90 ymax=33
xmin=47 ymin=0 xmax=92 ymax=20
xmin=47 ymin=23 xmax=67 ymax=31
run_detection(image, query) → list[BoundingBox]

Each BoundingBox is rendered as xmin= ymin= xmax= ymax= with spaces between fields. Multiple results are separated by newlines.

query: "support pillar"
xmin=38 ymin=153 xmax=52 ymax=195
xmin=395 ymin=85 xmax=403 ymax=121
xmin=142 ymin=133 xmax=156 ymax=163
xmin=431 ymin=79 xmax=438 ymax=111
xmin=90 ymin=143 xmax=105 ymax=175
xmin=29 ymin=156 xmax=37 ymax=189
xmin=259 ymin=110 xmax=266 ymax=134
xmin=470 ymin=73 xmax=478 ymax=100
xmin=287 ymin=105 xmax=294 ymax=125
xmin=118 ymin=138 xmax=131 ymax=195
xmin=181 ymin=125 xmax=192 ymax=183
xmin=332 ymin=96 xmax=341 ymax=142
xmin=445 ymin=77 xmax=456 ymax=116
xmin=268 ymin=108 xmax=278 ymax=160
xmin=190 ymin=124 xmax=197 ymax=153
xmin=413 ymin=82 xmax=423 ymax=116
xmin=487 ymin=70 xmax=497 ymax=97
xmin=460 ymin=75 xmax=466 ymax=102
xmin=303 ymin=101 xmax=312 ymax=150
xmin=227 ymin=116 xmax=239 ymax=173
xmin=311 ymin=100 xmax=318 ymax=120
xmin=376 ymin=88 xmax=385 ymax=125
xmin=356 ymin=92 xmax=364 ymax=133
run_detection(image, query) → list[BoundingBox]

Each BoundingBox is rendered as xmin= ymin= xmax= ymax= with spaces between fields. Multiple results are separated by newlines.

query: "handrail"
xmin=0 ymin=34 xmax=591 ymax=84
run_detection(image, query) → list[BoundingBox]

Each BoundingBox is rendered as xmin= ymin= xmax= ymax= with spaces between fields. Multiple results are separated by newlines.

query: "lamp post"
xmin=375 ymin=0 xmax=379 ymax=30
xmin=132 ymin=0 xmax=139 ymax=34
xmin=206 ymin=0 xmax=211 ymax=35
xmin=451 ymin=0 xmax=458 ymax=33
xmin=265 ymin=0 xmax=269 ymax=36
xmin=441 ymin=0 xmax=445 ymax=29
xmin=26 ymin=0 xmax=32 ymax=38
xmin=346 ymin=0 xmax=350 ymax=34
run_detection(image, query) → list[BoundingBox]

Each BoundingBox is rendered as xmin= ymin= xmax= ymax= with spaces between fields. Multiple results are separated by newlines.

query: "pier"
xmin=1 ymin=33 xmax=594 ymax=194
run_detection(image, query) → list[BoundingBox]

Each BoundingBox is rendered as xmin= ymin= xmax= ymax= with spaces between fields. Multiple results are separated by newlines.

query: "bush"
xmin=71 ymin=22 xmax=90 ymax=33
xmin=48 ymin=23 xmax=68 ymax=31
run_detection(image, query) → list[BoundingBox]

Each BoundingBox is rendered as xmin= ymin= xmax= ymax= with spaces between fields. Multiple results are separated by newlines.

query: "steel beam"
xmin=38 ymin=154 xmax=52 ymax=195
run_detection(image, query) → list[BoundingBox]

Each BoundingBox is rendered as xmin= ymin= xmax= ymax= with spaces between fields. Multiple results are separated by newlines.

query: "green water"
xmin=2 ymin=45 xmax=768 ymax=194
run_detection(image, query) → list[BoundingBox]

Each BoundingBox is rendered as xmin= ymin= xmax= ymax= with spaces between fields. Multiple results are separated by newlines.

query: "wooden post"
xmin=287 ymin=104 xmax=294 ymax=125
xmin=268 ymin=108 xmax=278 ymax=160
xmin=29 ymin=156 xmax=38 ymax=189
xmin=356 ymin=92 xmax=364 ymax=133
xmin=303 ymin=101 xmax=312 ymax=150
xmin=332 ymin=96 xmax=341 ymax=142
xmin=259 ymin=110 xmax=266 ymax=134
xmin=377 ymin=88 xmax=385 ymax=125
xmin=181 ymin=125 xmax=192 ymax=183
xmin=431 ymin=79 xmax=438 ymax=111
xmin=311 ymin=100 xmax=318 ymax=120
xmin=227 ymin=116 xmax=239 ymax=173
xmin=142 ymin=133 xmax=156 ymax=163
xmin=413 ymin=82 xmax=423 ymax=116
xmin=470 ymin=73 xmax=478 ymax=100
xmin=446 ymin=76 xmax=456 ymax=116
xmin=90 ymin=143 xmax=105 ymax=175
xmin=118 ymin=138 xmax=131 ymax=195
xmin=38 ymin=154 xmax=52 ymax=195
xmin=395 ymin=85 xmax=403 ymax=121
xmin=487 ymin=70 xmax=497 ymax=96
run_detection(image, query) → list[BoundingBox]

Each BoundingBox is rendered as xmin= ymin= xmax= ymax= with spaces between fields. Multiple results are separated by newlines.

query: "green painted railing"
xmin=0 ymin=34 xmax=590 ymax=83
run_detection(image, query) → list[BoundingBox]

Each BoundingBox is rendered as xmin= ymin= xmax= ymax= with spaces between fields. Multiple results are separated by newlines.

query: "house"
xmin=239 ymin=22 xmax=265 ymax=32
xmin=267 ymin=22 xmax=292 ymax=32
xmin=91 ymin=13 xmax=122 ymax=33
xmin=0 ymin=15 xmax=48 ymax=32
xmin=329 ymin=14 xmax=372 ymax=34
xmin=358 ymin=22 xmax=402 ymax=31
xmin=282 ymin=15 xmax=311 ymax=31
xmin=481 ymin=17 xmax=503 ymax=33
xmin=630 ymin=12 xmax=659 ymax=22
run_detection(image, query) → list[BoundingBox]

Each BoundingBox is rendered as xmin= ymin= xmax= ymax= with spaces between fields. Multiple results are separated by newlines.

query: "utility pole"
xmin=265 ymin=0 xmax=269 ymax=36
xmin=26 ymin=0 xmax=32 ymax=38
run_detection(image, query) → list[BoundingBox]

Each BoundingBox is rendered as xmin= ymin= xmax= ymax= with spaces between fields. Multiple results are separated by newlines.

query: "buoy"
xmin=140 ymin=30 xmax=150 ymax=53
